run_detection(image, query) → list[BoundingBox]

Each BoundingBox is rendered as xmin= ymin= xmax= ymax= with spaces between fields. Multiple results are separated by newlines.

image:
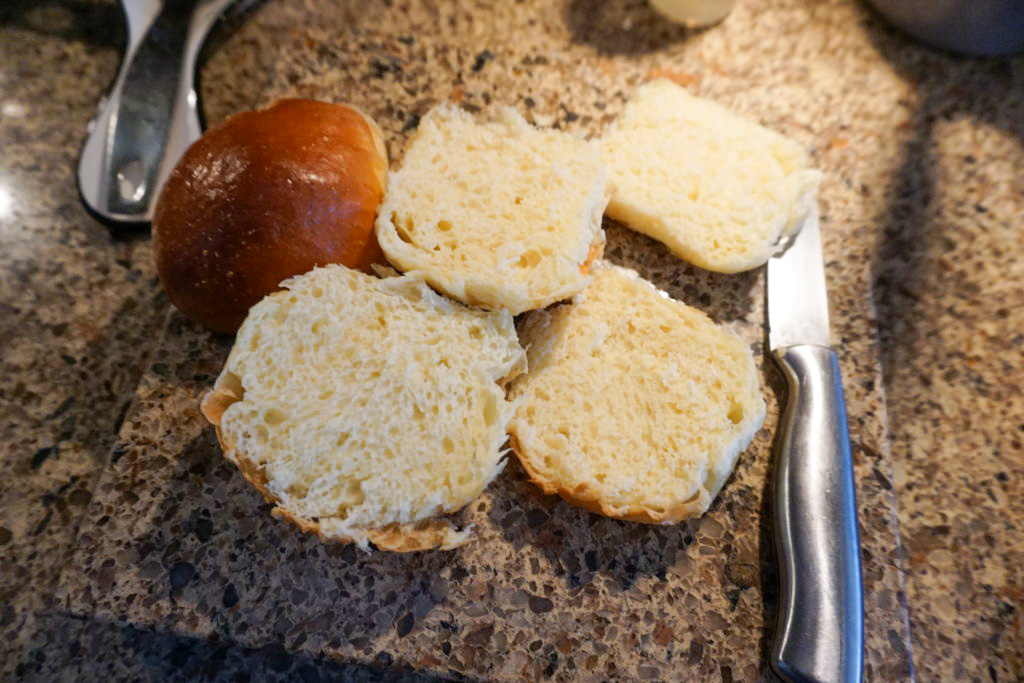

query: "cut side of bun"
xmin=507 ymin=265 xmax=765 ymax=523
xmin=376 ymin=104 xmax=609 ymax=315
xmin=600 ymin=79 xmax=822 ymax=273
xmin=201 ymin=265 xmax=526 ymax=550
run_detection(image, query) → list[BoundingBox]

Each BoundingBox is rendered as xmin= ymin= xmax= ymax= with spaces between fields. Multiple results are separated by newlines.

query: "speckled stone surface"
xmin=868 ymin=50 xmax=1024 ymax=682
xmin=16 ymin=612 xmax=439 ymax=681
xmin=0 ymin=0 xmax=166 ymax=677
xmin=2 ymin=0 xmax=1021 ymax=679
xmin=59 ymin=0 xmax=915 ymax=679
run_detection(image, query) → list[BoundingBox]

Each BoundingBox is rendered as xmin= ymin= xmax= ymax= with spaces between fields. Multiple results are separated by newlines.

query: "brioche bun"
xmin=507 ymin=264 xmax=765 ymax=523
xmin=201 ymin=265 xmax=526 ymax=550
xmin=153 ymin=99 xmax=388 ymax=333
xmin=375 ymin=104 xmax=609 ymax=315
xmin=599 ymin=79 xmax=821 ymax=273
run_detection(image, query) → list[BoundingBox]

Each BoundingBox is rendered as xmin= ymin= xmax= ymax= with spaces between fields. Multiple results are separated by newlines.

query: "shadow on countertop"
xmin=15 ymin=611 xmax=458 ymax=682
xmin=130 ymin=429 xmax=459 ymax=648
xmin=859 ymin=7 xmax=1024 ymax=389
xmin=564 ymin=0 xmax=706 ymax=56
xmin=858 ymin=5 xmax=1024 ymax=681
xmin=0 ymin=0 xmax=124 ymax=48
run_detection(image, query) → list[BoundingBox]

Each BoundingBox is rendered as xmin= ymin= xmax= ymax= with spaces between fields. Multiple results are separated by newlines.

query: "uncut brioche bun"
xmin=153 ymin=99 xmax=388 ymax=333
xmin=507 ymin=265 xmax=765 ymax=523
xmin=201 ymin=265 xmax=526 ymax=551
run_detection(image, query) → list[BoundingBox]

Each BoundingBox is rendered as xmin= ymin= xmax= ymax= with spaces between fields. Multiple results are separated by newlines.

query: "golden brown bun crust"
xmin=579 ymin=234 xmax=605 ymax=275
xmin=153 ymin=99 xmax=388 ymax=333
xmin=507 ymin=433 xmax=700 ymax=525
xmin=201 ymin=387 xmax=469 ymax=552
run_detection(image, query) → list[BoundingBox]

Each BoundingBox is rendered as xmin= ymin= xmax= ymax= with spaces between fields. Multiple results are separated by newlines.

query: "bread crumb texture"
xmin=507 ymin=265 xmax=765 ymax=523
xmin=201 ymin=265 xmax=526 ymax=550
xmin=601 ymin=79 xmax=822 ymax=273
xmin=376 ymin=104 xmax=609 ymax=314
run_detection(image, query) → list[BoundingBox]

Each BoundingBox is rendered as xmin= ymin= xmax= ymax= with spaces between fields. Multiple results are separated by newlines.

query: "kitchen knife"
xmin=767 ymin=204 xmax=864 ymax=683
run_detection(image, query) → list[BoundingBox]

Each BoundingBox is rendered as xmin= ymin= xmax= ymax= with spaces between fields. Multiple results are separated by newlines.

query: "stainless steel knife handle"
xmin=77 ymin=0 xmax=233 ymax=224
xmin=771 ymin=344 xmax=863 ymax=683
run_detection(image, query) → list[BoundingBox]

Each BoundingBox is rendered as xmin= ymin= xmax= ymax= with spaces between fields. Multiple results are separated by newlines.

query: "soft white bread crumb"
xmin=507 ymin=264 xmax=765 ymax=523
xmin=376 ymin=104 xmax=609 ymax=314
xmin=201 ymin=265 xmax=526 ymax=551
xmin=600 ymin=79 xmax=822 ymax=273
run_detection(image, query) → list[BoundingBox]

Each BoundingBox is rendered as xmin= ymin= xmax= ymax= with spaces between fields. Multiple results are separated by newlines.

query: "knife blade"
xmin=766 ymin=204 xmax=864 ymax=683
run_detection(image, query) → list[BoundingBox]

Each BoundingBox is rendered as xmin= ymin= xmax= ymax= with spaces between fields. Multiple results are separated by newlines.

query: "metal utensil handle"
xmin=771 ymin=344 xmax=864 ymax=683
xmin=106 ymin=1 xmax=194 ymax=218
xmin=78 ymin=0 xmax=228 ymax=224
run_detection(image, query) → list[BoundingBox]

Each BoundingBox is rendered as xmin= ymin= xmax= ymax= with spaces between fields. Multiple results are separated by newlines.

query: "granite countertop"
xmin=1 ymin=0 xmax=1021 ymax=680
